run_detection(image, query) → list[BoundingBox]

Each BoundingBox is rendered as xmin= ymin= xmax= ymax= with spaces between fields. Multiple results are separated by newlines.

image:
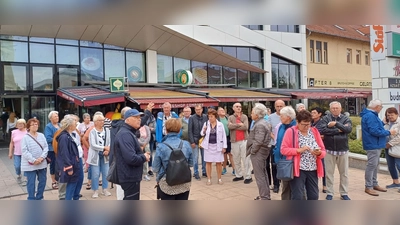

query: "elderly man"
xmin=114 ymin=109 xmax=151 ymax=200
xmin=318 ymin=101 xmax=352 ymax=200
xmin=181 ymin=106 xmax=191 ymax=142
xmin=189 ymin=104 xmax=208 ymax=180
xmin=361 ymin=99 xmax=396 ymax=196
xmin=229 ymin=103 xmax=252 ymax=184
xmin=267 ymin=100 xmax=285 ymax=192
xmin=155 ymin=102 xmax=179 ymax=143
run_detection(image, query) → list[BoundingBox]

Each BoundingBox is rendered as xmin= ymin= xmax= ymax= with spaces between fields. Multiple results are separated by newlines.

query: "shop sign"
xmin=387 ymin=32 xmax=400 ymax=58
xmin=388 ymin=78 xmax=400 ymax=88
xmin=308 ymin=78 xmax=372 ymax=88
xmin=390 ymin=91 xmax=400 ymax=102
xmin=370 ymin=25 xmax=386 ymax=61
xmin=109 ymin=77 xmax=125 ymax=92
xmin=175 ymin=70 xmax=193 ymax=87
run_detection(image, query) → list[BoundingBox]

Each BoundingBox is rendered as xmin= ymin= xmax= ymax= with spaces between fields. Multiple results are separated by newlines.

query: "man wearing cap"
xmin=114 ymin=109 xmax=151 ymax=200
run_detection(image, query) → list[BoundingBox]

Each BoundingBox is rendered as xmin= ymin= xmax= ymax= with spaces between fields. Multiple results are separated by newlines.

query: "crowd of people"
xmin=6 ymin=98 xmax=400 ymax=200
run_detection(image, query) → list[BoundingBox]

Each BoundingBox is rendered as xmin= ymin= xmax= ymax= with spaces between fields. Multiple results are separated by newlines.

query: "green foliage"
xmin=348 ymin=116 xmax=361 ymax=140
xmin=348 ymin=139 xmax=385 ymax=158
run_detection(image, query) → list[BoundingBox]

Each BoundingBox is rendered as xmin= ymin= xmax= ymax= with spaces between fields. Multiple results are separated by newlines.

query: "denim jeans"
xmin=13 ymin=155 xmax=22 ymax=176
xmin=87 ymin=165 xmax=92 ymax=180
xmin=192 ymin=144 xmax=205 ymax=176
xmin=47 ymin=151 xmax=56 ymax=175
xmin=25 ymin=168 xmax=47 ymax=200
xmin=91 ymin=156 xmax=109 ymax=191
xmin=66 ymin=158 xmax=84 ymax=200
xmin=385 ymin=149 xmax=400 ymax=180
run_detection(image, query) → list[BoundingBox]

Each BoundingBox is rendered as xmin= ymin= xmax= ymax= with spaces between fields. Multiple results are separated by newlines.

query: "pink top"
xmin=11 ymin=129 xmax=28 ymax=155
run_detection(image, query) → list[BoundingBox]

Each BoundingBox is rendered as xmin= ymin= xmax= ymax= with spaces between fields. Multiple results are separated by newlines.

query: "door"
xmin=0 ymin=96 xmax=29 ymax=139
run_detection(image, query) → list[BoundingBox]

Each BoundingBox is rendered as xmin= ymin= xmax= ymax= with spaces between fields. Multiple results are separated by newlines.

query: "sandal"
xmin=254 ymin=196 xmax=261 ymax=200
xmin=206 ymin=180 xmax=212 ymax=186
xmin=52 ymin=182 xmax=58 ymax=189
xmin=86 ymin=183 xmax=91 ymax=190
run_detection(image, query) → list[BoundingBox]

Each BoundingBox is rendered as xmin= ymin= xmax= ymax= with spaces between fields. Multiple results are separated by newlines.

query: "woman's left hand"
xmin=311 ymin=149 xmax=322 ymax=156
xmin=222 ymin=148 xmax=226 ymax=153
xmin=103 ymin=150 xmax=109 ymax=156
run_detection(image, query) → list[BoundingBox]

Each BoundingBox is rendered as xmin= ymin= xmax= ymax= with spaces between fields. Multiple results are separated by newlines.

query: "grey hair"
xmin=60 ymin=116 xmax=76 ymax=131
xmin=94 ymin=111 xmax=103 ymax=116
xmin=93 ymin=114 xmax=105 ymax=122
xmin=48 ymin=111 xmax=58 ymax=120
xmin=329 ymin=101 xmax=342 ymax=108
xmin=280 ymin=106 xmax=296 ymax=120
xmin=82 ymin=113 xmax=90 ymax=119
xmin=121 ymin=106 xmax=132 ymax=119
xmin=296 ymin=103 xmax=305 ymax=111
xmin=368 ymin=99 xmax=382 ymax=108
xmin=252 ymin=103 xmax=267 ymax=119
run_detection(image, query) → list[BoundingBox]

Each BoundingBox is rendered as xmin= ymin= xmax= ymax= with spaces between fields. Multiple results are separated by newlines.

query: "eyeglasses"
xmin=234 ymin=106 xmax=242 ymax=108
xmin=299 ymin=123 xmax=311 ymax=127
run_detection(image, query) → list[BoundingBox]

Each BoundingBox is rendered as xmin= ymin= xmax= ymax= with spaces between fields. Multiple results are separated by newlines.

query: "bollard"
xmin=356 ymin=125 xmax=362 ymax=140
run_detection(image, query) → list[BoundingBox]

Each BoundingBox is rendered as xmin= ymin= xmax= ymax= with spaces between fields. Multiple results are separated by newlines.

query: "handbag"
xmin=107 ymin=133 xmax=119 ymax=184
xmin=198 ymin=121 xmax=208 ymax=148
xmin=389 ymin=145 xmax=400 ymax=158
xmin=27 ymin=134 xmax=51 ymax=164
xmin=276 ymin=128 xmax=295 ymax=181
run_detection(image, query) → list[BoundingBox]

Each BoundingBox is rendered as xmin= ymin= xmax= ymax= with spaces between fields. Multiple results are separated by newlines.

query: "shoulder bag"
xmin=276 ymin=128 xmax=295 ymax=181
xmin=107 ymin=130 xmax=120 ymax=184
xmin=389 ymin=144 xmax=400 ymax=158
xmin=27 ymin=134 xmax=51 ymax=164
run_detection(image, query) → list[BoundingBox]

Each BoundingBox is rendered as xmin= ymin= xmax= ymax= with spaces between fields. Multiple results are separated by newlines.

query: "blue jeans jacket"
xmin=153 ymin=133 xmax=193 ymax=182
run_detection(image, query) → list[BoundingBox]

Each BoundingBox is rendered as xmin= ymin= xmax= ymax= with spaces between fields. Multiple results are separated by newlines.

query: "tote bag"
xmin=389 ymin=145 xmax=400 ymax=158
xmin=276 ymin=128 xmax=295 ymax=181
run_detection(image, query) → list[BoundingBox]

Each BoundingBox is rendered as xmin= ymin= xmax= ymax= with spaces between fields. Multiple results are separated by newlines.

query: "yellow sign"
xmin=308 ymin=78 xmax=372 ymax=88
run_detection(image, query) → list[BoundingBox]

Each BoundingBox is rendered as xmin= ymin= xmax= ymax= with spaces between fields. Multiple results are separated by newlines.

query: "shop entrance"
xmin=0 ymin=96 xmax=29 ymax=142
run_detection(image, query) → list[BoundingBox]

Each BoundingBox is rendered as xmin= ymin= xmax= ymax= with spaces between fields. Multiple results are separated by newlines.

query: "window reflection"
xmin=237 ymin=69 xmax=249 ymax=87
xmin=272 ymin=55 xmax=301 ymax=89
xmin=30 ymin=43 xmax=55 ymax=64
xmin=174 ymin=58 xmax=190 ymax=83
xmin=56 ymin=45 xmax=79 ymax=65
xmin=192 ymin=61 xmax=207 ymax=84
xmin=0 ymin=40 xmax=28 ymax=62
xmin=32 ymin=66 xmax=54 ymax=91
xmin=157 ymin=55 xmax=173 ymax=83
xmin=80 ymin=47 xmax=104 ymax=81
xmin=105 ymin=50 xmax=125 ymax=80
xmin=58 ymin=67 xmax=78 ymax=88
xmin=3 ymin=65 xmax=27 ymax=91
xmin=223 ymin=67 xmax=236 ymax=85
xmin=208 ymin=64 xmax=222 ymax=84
xmin=126 ymin=51 xmax=146 ymax=83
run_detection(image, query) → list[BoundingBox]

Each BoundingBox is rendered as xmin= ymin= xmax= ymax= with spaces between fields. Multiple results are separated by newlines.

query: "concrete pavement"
xmin=1 ymin=148 xmax=399 ymax=200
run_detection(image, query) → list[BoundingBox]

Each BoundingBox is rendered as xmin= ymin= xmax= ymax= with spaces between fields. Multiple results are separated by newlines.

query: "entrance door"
xmin=0 ymin=96 xmax=29 ymax=140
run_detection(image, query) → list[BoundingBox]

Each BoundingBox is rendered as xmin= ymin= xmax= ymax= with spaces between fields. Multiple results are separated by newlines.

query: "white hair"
xmin=280 ymin=106 xmax=296 ymax=120
xmin=121 ymin=106 xmax=132 ymax=119
xmin=60 ymin=116 xmax=76 ymax=131
xmin=329 ymin=101 xmax=342 ymax=108
xmin=296 ymin=103 xmax=305 ymax=111
xmin=252 ymin=103 xmax=267 ymax=118
xmin=368 ymin=99 xmax=382 ymax=108
xmin=93 ymin=114 xmax=105 ymax=122
xmin=48 ymin=111 xmax=58 ymax=120
xmin=82 ymin=113 xmax=90 ymax=120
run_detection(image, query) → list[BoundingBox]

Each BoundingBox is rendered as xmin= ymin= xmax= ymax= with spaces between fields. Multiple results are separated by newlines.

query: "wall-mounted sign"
xmin=370 ymin=25 xmax=386 ymax=61
xmin=109 ymin=77 xmax=125 ymax=92
xmin=175 ymin=70 xmax=193 ymax=87
xmin=388 ymin=78 xmax=400 ymax=88
xmin=308 ymin=78 xmax=372 ymax=88
xmin=387 ymin=32 xmax=400 ymax=58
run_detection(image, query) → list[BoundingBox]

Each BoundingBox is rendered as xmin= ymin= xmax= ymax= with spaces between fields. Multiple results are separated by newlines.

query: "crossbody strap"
xmin=27 ymin=133 xmax=43 ymax=150
xmin=163 ymin=141 xmax=183 ymax=152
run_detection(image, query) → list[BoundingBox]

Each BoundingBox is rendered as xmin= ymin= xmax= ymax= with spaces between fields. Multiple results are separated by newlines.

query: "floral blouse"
xmin=298 ymin=129 xmax=319 ymax=171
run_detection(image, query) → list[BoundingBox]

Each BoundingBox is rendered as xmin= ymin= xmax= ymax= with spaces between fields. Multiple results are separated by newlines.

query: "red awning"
xmin=57 ymin=86 xmax=125 ymax=107
xmin=291 ymin=92 xmax=367 ymax=99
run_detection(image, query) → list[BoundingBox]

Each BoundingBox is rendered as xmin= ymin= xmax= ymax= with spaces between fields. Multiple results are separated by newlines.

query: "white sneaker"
xmin=103 ymin=189 xmax=111 ymax=196
xmin=143 ymin=175 xmax=151 ymax=181
xmin=92 ymin=191 xmax=99 ymax=198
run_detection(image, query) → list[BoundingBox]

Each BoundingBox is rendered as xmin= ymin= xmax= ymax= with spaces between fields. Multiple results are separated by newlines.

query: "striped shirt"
xmin=21 ymin=133 xmax=48 ymax=172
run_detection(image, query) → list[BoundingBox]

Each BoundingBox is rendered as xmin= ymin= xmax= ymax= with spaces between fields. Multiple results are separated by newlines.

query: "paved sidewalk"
xmin=1 ymin=148 xmax=399 ymax=200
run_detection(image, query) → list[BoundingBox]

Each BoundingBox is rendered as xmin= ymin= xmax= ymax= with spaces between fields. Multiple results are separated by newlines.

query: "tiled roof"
xmin=306 ymin=25 xmax=370 ymax=42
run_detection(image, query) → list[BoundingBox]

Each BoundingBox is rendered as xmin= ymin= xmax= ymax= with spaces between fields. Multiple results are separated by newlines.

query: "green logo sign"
xmin=387 ymin=32 xmax=400 ymax=58
xmin=109 ymin=77 xmax=125 ymax=92
xmin=175 ymin=70 xmax=193 ymax=87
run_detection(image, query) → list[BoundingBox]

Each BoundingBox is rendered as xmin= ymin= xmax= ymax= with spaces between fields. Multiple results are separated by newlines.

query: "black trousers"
xmin=290 ymin=170 xmax=319 ymax=200
xmin=157 ymin=186 xmax=190 ymax=200
xmin=266 ymin=146 xmax=279 ymax=187
xmin=121 ymin=181 xmax=141 ymax=200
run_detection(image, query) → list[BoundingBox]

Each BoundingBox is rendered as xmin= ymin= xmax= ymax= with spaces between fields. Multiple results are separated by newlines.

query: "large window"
xmin=104 ymin=49 xmax=125 ymax=80
xmin=310 ymin=40 xmax=314 ymax=62
xmin=173 ymin=57 xmax=190 ymax=83
xmin=32 ymin=66 xmax=54 ymax=91
xmin=347 ymin=49 xmax=352 ymax=63
xmin=356 ymin=50 xmax=361 ymax=65
xmin=3 ymin=64 xmax=27 ymax=91
xmin=126 ymin=51 xmax=146 ymax=83
xmin=316 ymin=41 xmax=321 ymax=63
xmin=56 ymin=45 xmax=79 ymax=65
xmin=80 ymin=47 xmax=104 ymax=82
xmin=271 ymin=25 xmax=300 ymax=33
xmin=323 ymin=42 xmax=328 ymax=64
xmin=30 ymin=43 xmax=55 ymax=64
xmin=243 ymin=25 xmax=263 ymax=30
xmin=192 ymin=61 xmax=208 ymax=84
xmin=208 ymin=64 xmax=222 ymax=84
xmin=157 ymin=55 xmax=173 ymax=83
xmin=271 ymin=55 xmax=301 ymax=89
xmin=0 ymin=40 xmax=28 ymax=62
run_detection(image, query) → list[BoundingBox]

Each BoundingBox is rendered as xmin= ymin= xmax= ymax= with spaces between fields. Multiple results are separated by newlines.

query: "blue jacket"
xmin=155 ymin=112 xmax=179 ymax=143
xmin=360 ymin=108 xmax=390 ymax=150
xmin=153 ymin=133 xmax=193 ymax=182
xmin=114 ymin=123 xmax=147 ymax=183
xmin=273 ymin=119 xmax=297 ymax=163
xmin=44 ymin=123 xmax=60 ymax=152
xmin=56 ymin=130 xmax=81 ymax=183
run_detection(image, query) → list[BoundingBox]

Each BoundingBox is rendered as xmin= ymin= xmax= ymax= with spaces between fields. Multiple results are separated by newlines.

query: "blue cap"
xmin=124 ymin=109 xmax=144 ymax=118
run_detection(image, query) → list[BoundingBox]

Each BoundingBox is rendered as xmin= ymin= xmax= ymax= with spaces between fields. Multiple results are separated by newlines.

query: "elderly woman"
xmin=6 ymin=112 xmax=17 ymax=136
xmin=246 ymin=103 xmax=272 ymax=200
xmin=21 ymin=118 xmax=48 ymax=200
xmin=311 ymin=107 xmax=327 ymax=193
xmin=88 ymin=114 xmax=111 ymax=198
xmin=139 ymin=124 xmax=152 ymax=181
xmin=9 ymin=119 xmax=28 ymax=185
xmin=296 ymin=103 xmax=306 ymax=112
xmin=273 ymin=106 xmax=297 ymax=200
xmin=57 ymin=116 xmax=84 ymax=200
xmin=384 ymin=107 xmax=400 ymax=189
xmin=200 ymin=108 xmax=227 ymax=185
xmin=281 ymin=110 xmax=326 ymax=200
xmin=44 ymin=111 xmax=60 ymax=189
xmin=153 ymin=118 xmax=193 ymax=200
xmin=77 ymin=113 xmax=93 ymax=172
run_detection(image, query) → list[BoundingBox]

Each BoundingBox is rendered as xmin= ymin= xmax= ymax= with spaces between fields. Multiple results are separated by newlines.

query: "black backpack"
xmin=163 ymin=141 xmax=192 ymax=186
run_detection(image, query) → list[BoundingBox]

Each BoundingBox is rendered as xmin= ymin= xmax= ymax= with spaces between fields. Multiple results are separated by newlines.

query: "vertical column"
xmin=264 ymin=50 xmax=272 ymax=88
xmin=146 ymin=50 xmax=157 ymax=83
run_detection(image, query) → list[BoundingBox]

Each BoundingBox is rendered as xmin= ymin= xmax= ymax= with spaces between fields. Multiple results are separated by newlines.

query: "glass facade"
xmin=270 ymin=25 xmax=300 ymax=33
xmin=271 ymin=55 xmax=301 ymax=89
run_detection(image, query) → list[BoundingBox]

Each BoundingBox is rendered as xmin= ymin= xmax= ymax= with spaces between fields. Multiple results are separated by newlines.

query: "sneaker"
xmin=273 ymin=185 xmax=279 ymax=193
xmin=340 ymin=195 xmax=351 ymax=200
xmin=194 ymin=174 xmax=201 ymax=180
xmin=232 ymin=170 xmax=236 ymax=176
xmin=148 ymin=170 xmax=154 ymax=177
xmin=143 ymin=175 xmax=151 ymax=181
xmin=20 ymin=180 xmax=27 ymax=186
xmin=244 ymin=178 xmax=253 ymax=184
xmin=233 ymin=176 xmax=244 ymax=182
xmin=103 ymin=189 xmax=112 ymax=196
xmin=386 ymin=183 xmax=400 ymax=188
xmin=222 ymin=168 xmax=227 ymax=175
xmin=202 ymin=173 xmax=207 ymax=178
xmin=92 ymin=191 xmax=99 ymax=198
xmin=326 ymin=195 xmax=333 ymax=200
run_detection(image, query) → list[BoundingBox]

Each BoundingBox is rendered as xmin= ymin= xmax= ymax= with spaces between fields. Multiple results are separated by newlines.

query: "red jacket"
xmin=280 ymin=126 xmax=326 ymax=178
